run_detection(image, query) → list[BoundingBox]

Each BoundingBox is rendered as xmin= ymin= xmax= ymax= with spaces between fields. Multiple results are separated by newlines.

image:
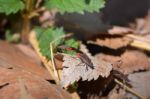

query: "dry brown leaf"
xmin=96 ymin=50 xmax=150 ymax=74
xmin=19 ymin=79 xmax=34 ymax=99
xmin=106 ymin=86 xmax=125 ymax=99
xmin=61 ymin=54 xmax=112 ymax=87
xmin=39 ymin=10 xmax=57 ymax=27
xmin=144 ymin=34 xmax=150 ymax=40
xmin=0 ymin=41 xmax=51 ymax=80
xmin=88 ymin=36 xmax=132 ymax=49
xmin=16 ymin=44 xmax=42 ymax=66
xmin=107 ymin=71 xmax=150 ymax=99
xmin=132 ymin=11 xmax=150 ymax=35
xmin=80 ymin=42 xmax=92 ymax=57
xmin=111 ymin=11 xmax=150 ymax=35
xmin=126 ymin=71 xmax=150 ymax=99
xmin=0 ymin=67 xmax=71 ymax=99
xmin=108 ymin=26 xmax=133 ymax=35
xmin=0 ymin=41 xmax=71 ymax=98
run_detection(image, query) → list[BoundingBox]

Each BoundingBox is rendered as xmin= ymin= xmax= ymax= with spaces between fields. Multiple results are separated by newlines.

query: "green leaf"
xmin=86 ymin=0 xmax=105 ymax=13
xmin=34 ymin=27 xmax=46 ymax=39
xmin=5 ymin=30 xmax=20 ymax=42
xmin=0 ymin=0 xmax=25 ymax=15
xmin=44 ymin=0 xmax=105 ymax=14
xmin=63 ymin=39 xmax=79 ymax=56
xmin=35 ymin=27 xmax=65 ymax=59
xmin=65 ymin=39 xmax=79 ymax=49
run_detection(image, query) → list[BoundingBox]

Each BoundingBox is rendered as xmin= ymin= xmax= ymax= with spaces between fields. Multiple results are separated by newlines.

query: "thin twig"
xmin=49 ymin=33 xmax=73 ymax=82
xmin=50 ymin=43 xmax=60 ymax=81
xmin=114 ymin=79 xmax=145 ymax=99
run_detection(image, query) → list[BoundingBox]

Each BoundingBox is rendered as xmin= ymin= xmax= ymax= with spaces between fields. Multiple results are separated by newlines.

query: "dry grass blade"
xmin=29 ymin=32 xmax=73 ymax=84
xmin=127 ymin=34 xmax=150 ymax=43
xmin=50 ymin=44 xmax=60 ymax=81
xmin=29 ymin=31 xmax=59 ymax=84
xmin=130 ymin=40 xmax=150 ymax=51
xmin=49 ymin=33 xmax=74 ymax=81
xmin=114 ymin=79 xmax=145 ymax=99
xmin=126 ymin=34 xmax=150 ymax=51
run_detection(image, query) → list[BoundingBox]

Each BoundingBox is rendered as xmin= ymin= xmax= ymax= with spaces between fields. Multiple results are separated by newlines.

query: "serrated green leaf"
xmin=65 ymin=39 xmax=79 ymax=49
xmin=0 ymin=0 xmax=25 ymax=15
xmin=35 ymin=27 xmax=65 ymax=59
xmin=34 ymin=27 xmax=46 ymax=39
xmin=86 ymin=0 xmax=105 ymax=13
xmin=5 ymin=30 xmax=19 ymax=42
xmin=63 ymin=38 xmax=79 ymax=56
xmin=44 ymin=0 xmax=105 ymax=14
xmin=44 ymin=0 xmax=85 ymax=14
xmin=64 ymin=50 xmax=77 ymax=56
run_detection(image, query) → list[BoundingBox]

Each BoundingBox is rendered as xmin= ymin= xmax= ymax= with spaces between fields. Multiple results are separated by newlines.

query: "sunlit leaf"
xmin=35 ymin=27 xmax=65 ymax=59
xmin=63 ymin=39 xmax=79 ymax=55
xmin=86 ymin=0 xmax=105 ymax=12
xmin=0 ymin=0 xmax=24 ymax=15
xmin=44 ymin=0 xmax=105 ymax=14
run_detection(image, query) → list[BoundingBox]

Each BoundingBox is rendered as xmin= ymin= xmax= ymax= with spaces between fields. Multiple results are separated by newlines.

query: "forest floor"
xmin=0 ymin=9 xmax=150 ymax=99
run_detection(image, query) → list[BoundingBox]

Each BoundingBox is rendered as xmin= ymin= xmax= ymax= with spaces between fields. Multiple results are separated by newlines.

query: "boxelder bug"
xmin=58 ymin=45 xmax=94 ymax=70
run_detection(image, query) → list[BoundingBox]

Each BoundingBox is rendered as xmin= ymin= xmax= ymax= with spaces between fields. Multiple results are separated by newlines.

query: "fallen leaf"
xmin=108 ymin=26 xmax=133 ymax=35
xmin=39 ymin=10 xmax=56 ymax=27
xmin=79 ymin=42 xmax=92 ymax=57
xmin=106 ymin=85 xmax=125 ymax=99
xmin=0 ymin=67 xmax=71 ymax=99
xmin=0 ymin=41 xmax=51 ymax=80
xmin=16 ymin=44 xmax=41 ymax=66
xmin=132 ymin=11 xmax=150 ymax=35
xmin=106 ymin=71 xmax=150 ymax=99
xmin=126 ymin=71 xmax=150 ymax=99
xmin=61 ymin=54 xmax=112 ymax=87
xmin=19 ymin=79 xmax=34 ymax=99
xmin=88 ymin=36 xmax=132 ymax=49
xmin=0 ymin=41 xmax=71 ymax=99
xmin=77 ymin=74 xmax=114 ymax=99
xmin=96 ymin=50 xmax=150 ymax=74
xmin=144 ymin=34 xmax=150 ymax=40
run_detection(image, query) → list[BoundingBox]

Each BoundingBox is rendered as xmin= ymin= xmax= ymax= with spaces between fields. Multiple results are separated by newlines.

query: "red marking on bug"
xmin=76 ymin=53 xmax=81 ymax=57
xmin=66 ymin=47 xmax=73 ymax=51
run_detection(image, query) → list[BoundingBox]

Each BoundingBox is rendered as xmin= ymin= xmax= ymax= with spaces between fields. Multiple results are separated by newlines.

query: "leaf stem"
xmin=114 ymin=79 xmax=145 ymax=99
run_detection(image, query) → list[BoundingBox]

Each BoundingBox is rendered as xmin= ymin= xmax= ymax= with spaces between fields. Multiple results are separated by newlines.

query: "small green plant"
xmin=5 ymin=30 xmax=20 ymax=42
xmin=0 ymin=0 xmax=105 ymax=43
xmin=0 ymin=0 xmax=105 ymax=61
xmin=0 ymin=0 xmax=105 ymax=84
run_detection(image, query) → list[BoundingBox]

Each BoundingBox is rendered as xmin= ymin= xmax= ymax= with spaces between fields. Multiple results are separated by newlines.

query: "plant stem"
xmin=21 ymin=14 xmax=30 ymax=43
xmin=21 ymin=0 xmax=34 ymax=43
